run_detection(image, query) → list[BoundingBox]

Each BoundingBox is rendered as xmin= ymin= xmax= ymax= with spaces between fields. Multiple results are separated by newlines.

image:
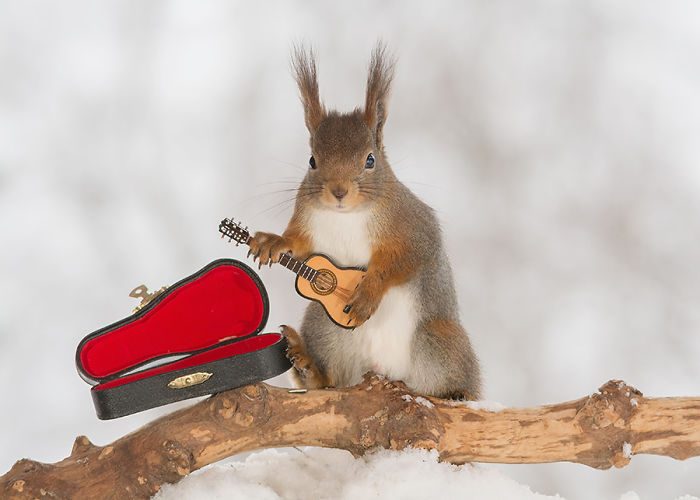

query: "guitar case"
xmin=75 ymin=259 xmax=291 ymax=419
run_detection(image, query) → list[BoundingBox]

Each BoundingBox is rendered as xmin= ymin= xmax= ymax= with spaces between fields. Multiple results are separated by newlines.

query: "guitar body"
xmin=294 ymin=254 xmax=365 ymax=328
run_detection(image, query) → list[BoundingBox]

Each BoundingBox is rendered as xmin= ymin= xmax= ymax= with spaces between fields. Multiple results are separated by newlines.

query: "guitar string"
xmin=276 ymin=254 xmax=357 ymax=303
xmin=278 ymin=255 xmax=337 ymax=290
xmin=224 ymin=227 xmax=357 ymax=309
xmin=282 ymin=258 xmax=355 ymax=303
xmin=314 ymin=277 xmax=355 ymax=300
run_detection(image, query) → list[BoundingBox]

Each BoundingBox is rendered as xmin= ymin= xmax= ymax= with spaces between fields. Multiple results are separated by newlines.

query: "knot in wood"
xmin=161 ymin=440 xmax=195 ymax=478
xmin=577 ymin=380 xmax=641 ymax=432
xmin=354 ymin=389 xmax=443 ymax=455
xmin=573 ymin=380 xmax=641 ymax=469
xmin=214 ymin=396 xmax=238 ymax=419
xmin=241 ymin=383 xmax=266 ymax=401
xmin=578 ymin=396 xmax=619 ymax=430
xmin=212 ymin=384 xmax=272 ymax=427
xmin=598 ymin=380 xmax=643 ymax=400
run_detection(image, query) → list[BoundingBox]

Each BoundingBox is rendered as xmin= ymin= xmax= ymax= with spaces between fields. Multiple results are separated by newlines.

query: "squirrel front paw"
xmin=281 ymin=325 xmax=333 ymax=389
xmin=248 ymin=232 xmax=292 ymax=267
xmin=280 ymin=325 xmax=308 ymax=373
xmin=344 ymin=276 xmax=382 ymax=326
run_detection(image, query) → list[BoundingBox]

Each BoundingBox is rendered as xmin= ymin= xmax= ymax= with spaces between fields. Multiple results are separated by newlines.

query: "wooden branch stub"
xmin=3 ymin=376 xmax=699 ymax=500
xmin=576 ymin=380 xmax=642 ymax=468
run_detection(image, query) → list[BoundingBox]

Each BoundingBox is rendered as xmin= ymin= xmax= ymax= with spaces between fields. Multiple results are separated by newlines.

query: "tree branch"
xmin=2 ymin=376 xmax=699 ymax=499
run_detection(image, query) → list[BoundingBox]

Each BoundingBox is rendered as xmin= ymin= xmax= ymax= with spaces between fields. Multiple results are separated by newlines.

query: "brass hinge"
xmin=129 ymin=284 xmax=168 ymax=313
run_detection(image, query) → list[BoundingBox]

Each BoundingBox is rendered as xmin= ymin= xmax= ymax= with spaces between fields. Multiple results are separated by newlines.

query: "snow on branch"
xmin=2 ymin=375 xmax=699 ymax=500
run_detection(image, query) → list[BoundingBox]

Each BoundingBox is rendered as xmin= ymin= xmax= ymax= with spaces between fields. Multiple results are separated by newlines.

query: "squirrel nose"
xmin=332 ymin=188 xmax=348 ymax=201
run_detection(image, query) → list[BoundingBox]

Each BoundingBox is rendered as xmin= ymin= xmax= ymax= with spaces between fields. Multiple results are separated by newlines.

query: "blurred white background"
xmin=1 ymin=1 xmax=699 ymax=498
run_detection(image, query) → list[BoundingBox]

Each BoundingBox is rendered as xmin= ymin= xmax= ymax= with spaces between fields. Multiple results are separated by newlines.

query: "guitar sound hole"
xmin=311 ymin=270 xmax=337 ymax=296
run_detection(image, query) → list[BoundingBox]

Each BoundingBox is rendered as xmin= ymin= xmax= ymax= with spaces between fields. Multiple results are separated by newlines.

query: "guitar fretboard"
xmin=222 ymin=220 xmax=320 ymax=284
xmin=278 ymin=252 xmax=319 ymax=283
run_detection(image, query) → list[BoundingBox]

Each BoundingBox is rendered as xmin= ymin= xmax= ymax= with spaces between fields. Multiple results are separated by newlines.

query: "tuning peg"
xmin=235 ymin=242 xmax=239 ymax=247
xmin=221 ymin=233 xmax=225 ymax=239
xmin=228 ymin=237 xmax=232 ymax=243
xmin=244 ymin=226 xmax=248 ymax=231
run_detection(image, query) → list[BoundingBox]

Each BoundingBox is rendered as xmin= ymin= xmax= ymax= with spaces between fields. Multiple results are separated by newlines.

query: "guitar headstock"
xmin=219 ymin=218 xmax=250 ymax=246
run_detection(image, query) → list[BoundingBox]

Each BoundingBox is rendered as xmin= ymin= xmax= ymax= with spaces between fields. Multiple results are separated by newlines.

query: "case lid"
xmin=76 ymin=259 xmax=269 ymax=385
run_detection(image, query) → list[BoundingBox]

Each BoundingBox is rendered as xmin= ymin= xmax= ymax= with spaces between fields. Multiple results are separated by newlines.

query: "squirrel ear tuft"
xmin=292 ymin=45 xmax=326 ymax=134
xmin=363 ymin=42 xmax=396 ymax=148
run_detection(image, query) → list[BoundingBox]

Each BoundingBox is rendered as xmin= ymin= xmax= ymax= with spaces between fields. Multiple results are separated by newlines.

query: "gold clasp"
xmin=167 ymin=372 xmax=213 ymax=389
xmin=129 ymin=284 xmax=168 ymax=313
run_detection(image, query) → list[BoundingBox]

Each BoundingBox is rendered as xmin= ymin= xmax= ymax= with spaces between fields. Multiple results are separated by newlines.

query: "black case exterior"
xmin=77 ymin=259 xmax=291 ymax=420
xmin=90 ymin=337 xmax=290 ymax=419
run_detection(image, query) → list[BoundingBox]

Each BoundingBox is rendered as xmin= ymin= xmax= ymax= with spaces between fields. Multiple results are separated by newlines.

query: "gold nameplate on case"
xmin=168 ymin=372 xmax=213 ymax=389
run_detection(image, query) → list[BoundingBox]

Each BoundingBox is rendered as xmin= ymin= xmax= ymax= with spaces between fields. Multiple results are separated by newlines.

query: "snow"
xmin=155 ymin=449 xmax=700 ymax=500
xmin=154 ymin=448 xmax=565 ymax=500
xmin=413 ymin=396 xmax=434 ymax=409
xmin=448 ymin=399 xmax=507 ymax=412
xmin=619 ymin=493 xmax=641 ymax=500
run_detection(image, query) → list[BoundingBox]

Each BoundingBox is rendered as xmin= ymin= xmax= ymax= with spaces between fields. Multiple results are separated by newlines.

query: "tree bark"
xmin=2 ymin=376 xmax=699 ymax=500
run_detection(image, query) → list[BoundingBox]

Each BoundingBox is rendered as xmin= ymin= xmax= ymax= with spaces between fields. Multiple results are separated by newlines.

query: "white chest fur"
xmin=307 ymin=207 xmax=418 ymax=384
xmin=307 ymin=208 xmax=373 ymax=267
xmin=354 ymin=282 xmax=419 ymax=382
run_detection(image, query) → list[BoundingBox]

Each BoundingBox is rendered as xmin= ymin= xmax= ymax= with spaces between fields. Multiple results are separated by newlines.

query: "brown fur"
xmin=247 ymin=214 xmax=312 ymax=266
xmin=249 ymin=43 xmax=482 ymax=400
xmin=346 ymin=239 xmax=414 ymax=324
xmin=363 ymin=44 xmax=395 ymax=149
xmin=291 ymin=45 xmax=326 ymax=136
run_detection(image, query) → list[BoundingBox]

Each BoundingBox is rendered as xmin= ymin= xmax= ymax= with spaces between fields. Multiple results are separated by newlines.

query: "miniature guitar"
xmin=219 ymin=218 xmax=365 ymax=328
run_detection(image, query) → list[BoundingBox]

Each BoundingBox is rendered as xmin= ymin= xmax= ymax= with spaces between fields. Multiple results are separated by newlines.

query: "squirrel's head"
xmin=292 ymin=44 xmax=396 ymax=212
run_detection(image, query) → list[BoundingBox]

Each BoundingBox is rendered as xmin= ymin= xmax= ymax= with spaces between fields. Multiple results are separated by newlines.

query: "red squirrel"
xmin=249 ymin=44 xmax=481 ymax=399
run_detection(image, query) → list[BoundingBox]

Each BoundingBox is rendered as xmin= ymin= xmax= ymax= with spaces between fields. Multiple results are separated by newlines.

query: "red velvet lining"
xmin=95 ymin=334 xmax=280 ymax=390
xmin=81 ymin=265 xmax=265 ymax=379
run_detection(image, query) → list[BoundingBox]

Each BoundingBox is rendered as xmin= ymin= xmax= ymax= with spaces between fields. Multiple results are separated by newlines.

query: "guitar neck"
xmin=220 ymin=219 xmax=318 ymax=283
xmin=238 ymin=234 xmax=317 ymax=283
xmin=277 ymin=252 xmax=319 ymax=283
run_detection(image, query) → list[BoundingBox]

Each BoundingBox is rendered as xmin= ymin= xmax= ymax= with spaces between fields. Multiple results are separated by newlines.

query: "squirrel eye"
xmin=365 ymin=153 xmax=375 ymax=169
xmin=309 ymin=156 xmax=316 ymax=169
